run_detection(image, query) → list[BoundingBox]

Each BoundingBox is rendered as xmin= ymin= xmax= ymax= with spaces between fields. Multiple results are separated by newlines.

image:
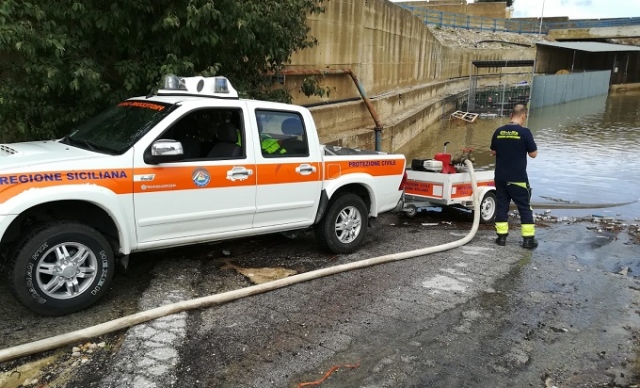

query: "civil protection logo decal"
xmin=192 ymin=168 xmax=211 ymax=187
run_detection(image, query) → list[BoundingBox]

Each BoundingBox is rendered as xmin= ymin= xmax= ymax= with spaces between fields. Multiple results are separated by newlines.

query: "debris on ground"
xmin=0 ymin=341 xmax=111 ymax=388
xmin=297 ymin=363 xmax=360 ymax=388
xmin=220 ymin=260 xmax=297 ymax=284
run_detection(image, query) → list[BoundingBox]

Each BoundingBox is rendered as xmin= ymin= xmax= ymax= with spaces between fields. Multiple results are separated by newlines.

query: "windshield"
xmin=63 ymin=101 xmax=174 ymax=154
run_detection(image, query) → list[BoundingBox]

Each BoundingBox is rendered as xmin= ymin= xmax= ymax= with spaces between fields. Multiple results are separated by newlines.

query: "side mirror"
xmin=144 ymin=139 xmax=184 ymax=164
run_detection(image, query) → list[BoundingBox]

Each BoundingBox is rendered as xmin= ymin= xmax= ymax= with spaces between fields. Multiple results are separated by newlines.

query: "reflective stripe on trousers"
xmin=496 ymin=222 xmax=535 ymax=237
xmin=495 ymin=222 xmax=509 ymax=236
xmin=509 ymin=181 xmax=528 ymax=190
xmin=521 ymin=223 xmax=535 ymax=237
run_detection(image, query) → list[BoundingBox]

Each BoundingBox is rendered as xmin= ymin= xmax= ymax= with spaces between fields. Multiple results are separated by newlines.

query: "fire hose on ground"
xmin=0 ymin=159 xmax=481 ymax=363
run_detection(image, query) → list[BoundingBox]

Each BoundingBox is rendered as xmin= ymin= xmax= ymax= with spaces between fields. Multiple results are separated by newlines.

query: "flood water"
xmin=396 ymin=92 xmax=640 ymax=220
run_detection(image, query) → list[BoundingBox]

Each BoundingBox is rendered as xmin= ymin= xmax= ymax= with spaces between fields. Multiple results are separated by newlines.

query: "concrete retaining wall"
xmin=316 ymin=72 xmax=532 ymax=152
xmin=284 ymin=0 xmax=534 ymax=150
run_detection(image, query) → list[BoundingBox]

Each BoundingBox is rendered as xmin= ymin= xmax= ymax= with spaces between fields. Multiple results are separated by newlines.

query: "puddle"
xmin=0 ymin=354 xmax=59 ymax=388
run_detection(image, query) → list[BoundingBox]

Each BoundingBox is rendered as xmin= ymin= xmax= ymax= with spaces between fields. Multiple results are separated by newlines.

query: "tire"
xmin=7 ymin=221 xmax=115 ymax=316
xmin=404 ymin=205 xmax=418 ymax=218
xmin=479 ymin=191 xmax=497 ymax=224
xmin=315 ymin=193 xmax=368 ymax=254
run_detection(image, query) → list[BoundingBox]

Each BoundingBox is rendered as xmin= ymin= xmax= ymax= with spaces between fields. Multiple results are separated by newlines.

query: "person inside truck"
xmin=256 ymin=114 xmax=287 ymax=156
xmin=261 ymin=136 xmax=286 ymax=155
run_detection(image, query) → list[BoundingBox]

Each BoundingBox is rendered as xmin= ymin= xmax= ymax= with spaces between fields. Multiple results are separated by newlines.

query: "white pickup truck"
xmin=0 ymin=75 xmax=406 ymax=315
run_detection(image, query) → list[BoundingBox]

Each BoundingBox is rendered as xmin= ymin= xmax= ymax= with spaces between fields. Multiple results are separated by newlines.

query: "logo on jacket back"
xmin=192 ymin=168 xmax=211 ymax=187
xmin=497 ymin=130 xmax=521 ymax=140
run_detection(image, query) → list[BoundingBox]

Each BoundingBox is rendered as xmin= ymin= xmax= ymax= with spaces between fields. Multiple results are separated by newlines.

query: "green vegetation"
xmin=0 ymin=0 xmax=325 ymax=143
xmin=300 ymin=76 xmax=332 ymax=99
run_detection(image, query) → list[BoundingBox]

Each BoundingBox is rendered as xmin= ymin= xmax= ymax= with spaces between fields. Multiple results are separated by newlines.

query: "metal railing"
xmin=399 ymin=6 xmax=640 ymax=34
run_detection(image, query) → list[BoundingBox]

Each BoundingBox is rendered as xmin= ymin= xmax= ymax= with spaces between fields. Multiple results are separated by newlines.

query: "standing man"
xmin=490 ymin=104 xmax=538 ymax=249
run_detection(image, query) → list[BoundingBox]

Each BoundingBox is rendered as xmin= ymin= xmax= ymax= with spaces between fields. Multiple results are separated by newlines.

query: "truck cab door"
xmin=132 ymin=106 xmax=257 ymax=244
xmin=252 ymin=109 xmax=322 ymax=229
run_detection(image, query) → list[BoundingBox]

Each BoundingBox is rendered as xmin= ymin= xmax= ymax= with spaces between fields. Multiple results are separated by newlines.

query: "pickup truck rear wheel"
xmin=7 ymin=222 xmax=114 ymax=316
xmin=315 ymin=193 xmax=368 ymax=254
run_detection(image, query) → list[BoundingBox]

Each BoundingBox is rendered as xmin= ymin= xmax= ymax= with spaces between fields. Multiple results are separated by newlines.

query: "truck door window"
xmin=255 ymin=110 xmax=309 ymax=157
xmin=156 ymin=108 xmax=245 ymax=161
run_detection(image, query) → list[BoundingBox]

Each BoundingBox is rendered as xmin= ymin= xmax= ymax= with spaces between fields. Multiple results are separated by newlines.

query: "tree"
xmin=0 ymin=0 xmax=325 ymax=143
xmin=475 ymin=0 xmax=515 ymax=8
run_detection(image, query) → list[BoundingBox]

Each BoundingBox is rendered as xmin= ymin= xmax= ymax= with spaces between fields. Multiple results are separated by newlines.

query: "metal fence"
xmin=529 ymin=70 xmax=611 ymax=109
xmin=399 ymin=6 xmax=640 ymax=34
xmin=468 ymin=84 xmax=531 ymax=116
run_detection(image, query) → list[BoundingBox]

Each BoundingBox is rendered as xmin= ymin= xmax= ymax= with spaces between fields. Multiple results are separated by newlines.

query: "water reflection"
xmin=396 ymin=93 xmax=640 ymax=219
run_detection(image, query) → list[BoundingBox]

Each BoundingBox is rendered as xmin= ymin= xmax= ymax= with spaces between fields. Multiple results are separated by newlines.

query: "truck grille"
xmin=0 ymin=144 xmax=18 ymax=155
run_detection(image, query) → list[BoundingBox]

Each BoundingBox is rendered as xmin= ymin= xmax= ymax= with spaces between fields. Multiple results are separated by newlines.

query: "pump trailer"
xmin=402 ymin=143 xmax=497 ymax=223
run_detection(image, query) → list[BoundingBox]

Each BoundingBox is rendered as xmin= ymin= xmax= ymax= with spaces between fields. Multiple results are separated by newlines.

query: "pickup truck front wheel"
xmin=315 ymin=193 xmax=368 ymax=254
xmin=7 ymin=222 xmax=114 ymax=316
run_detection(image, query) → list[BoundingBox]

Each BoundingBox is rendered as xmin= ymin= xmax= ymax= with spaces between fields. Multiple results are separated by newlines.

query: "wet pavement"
xmin=1 ymin=210 xmax=638 ymax=388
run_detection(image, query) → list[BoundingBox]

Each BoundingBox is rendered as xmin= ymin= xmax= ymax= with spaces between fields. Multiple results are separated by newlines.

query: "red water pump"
xmin=411 ymin=142 xmax=474 ymax=174
xmin=434 ymin=142 xmax=457 ymax=174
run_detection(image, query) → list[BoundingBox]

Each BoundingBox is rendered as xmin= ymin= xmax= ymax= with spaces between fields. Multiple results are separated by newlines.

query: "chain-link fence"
xmin=467 ymin=83 xmax=531 ymax=117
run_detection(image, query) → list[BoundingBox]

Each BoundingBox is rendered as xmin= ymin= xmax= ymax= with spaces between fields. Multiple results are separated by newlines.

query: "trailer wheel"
xmin=479 ymin=192 xmax=497 ymax=224
xmin=7 ymin=222 xmax=114 ymax=316
xmin=315 ymin=193 xmax=368 ymax=254
xmin=404 ymin=205 xmax=417 ymax=218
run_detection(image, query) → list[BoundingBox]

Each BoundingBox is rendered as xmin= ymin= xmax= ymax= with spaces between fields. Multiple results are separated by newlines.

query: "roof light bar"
xmin=158 ymin=74 xmax=239 ymax=99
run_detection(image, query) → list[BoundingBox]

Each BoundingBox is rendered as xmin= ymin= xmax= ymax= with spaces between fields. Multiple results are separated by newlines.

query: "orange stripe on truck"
xmin=132 ymin=165 xmax=257 ymax=193
xmin=0 ymin=159 xmax=405 ymax=204
xmin=0 ymin=169 xmax=133 ymax=204
xmin=324 ymin=159 xmax=405 ymax=180
xmin=256 ymin=162 xmax=321 ymax=185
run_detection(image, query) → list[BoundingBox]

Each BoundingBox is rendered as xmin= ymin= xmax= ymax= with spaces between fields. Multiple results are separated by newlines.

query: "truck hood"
xmin=0 ymin=140 xmax=104 ymax=173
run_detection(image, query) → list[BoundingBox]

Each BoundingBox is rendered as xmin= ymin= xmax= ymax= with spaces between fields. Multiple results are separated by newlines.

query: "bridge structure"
xmin=548 ymin=25 xmax=640 ymax=40
xmin=398 ymin=6 xmax=640 ymax=39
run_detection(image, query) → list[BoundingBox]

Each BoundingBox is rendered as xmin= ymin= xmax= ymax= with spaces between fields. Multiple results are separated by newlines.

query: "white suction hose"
xmin=0 ymin=160 xmax=480 ymax=363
